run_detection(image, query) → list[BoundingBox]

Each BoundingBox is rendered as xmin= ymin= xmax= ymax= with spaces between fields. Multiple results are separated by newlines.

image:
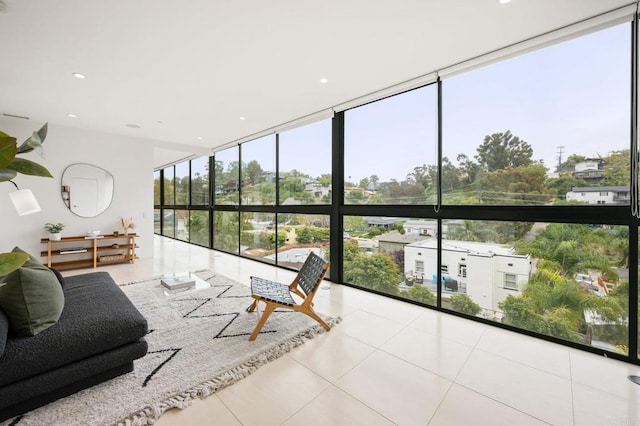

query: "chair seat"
xmin=250 ymin=276 xmax=295 ymax=306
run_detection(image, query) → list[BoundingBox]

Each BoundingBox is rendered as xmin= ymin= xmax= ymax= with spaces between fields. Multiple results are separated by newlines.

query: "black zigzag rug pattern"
xmin=5 ymin=271 xmax=339 ymax=426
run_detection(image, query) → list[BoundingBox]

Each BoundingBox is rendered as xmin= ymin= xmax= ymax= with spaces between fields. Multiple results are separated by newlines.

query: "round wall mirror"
xmin=61 ymin=163 xmax=114 ymax=218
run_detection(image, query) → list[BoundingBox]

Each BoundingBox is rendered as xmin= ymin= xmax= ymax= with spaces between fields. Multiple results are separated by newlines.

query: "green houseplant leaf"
xmin=0 ymin=252 xmax=29 ymax=278
xmin=1 ymin=123 xmax=51 ymax=278
xmin=0 ymin=168 xmax=18 ymax=182
xmin=6 ymin=157 xmax=53 ymax=178
xmin=16 ymin=123 xmax=47 ymax=154
xmin=0 ymin=133 xmax=17 ymax=169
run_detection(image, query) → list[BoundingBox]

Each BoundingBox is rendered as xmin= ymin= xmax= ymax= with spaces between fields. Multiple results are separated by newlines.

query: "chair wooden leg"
xmin=249 ymin=302 xmax=276 ymax=341
xmin=304 ymin=308 xmax=330 ymax=331
xmin=246 ymin=299 xmax=258 ymax=313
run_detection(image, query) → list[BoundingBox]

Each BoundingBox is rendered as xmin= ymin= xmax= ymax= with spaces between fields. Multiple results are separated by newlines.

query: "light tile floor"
xmin=74 ymin=236 xmax=640 ymax=425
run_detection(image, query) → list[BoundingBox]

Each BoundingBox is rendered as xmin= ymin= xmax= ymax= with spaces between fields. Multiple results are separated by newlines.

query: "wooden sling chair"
xmin=247 ymin=252 xmax=330 ymax=341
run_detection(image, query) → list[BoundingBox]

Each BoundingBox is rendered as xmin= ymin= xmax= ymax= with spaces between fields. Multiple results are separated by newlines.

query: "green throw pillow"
xmin=0 ymin=250 xmax=65 ymax=337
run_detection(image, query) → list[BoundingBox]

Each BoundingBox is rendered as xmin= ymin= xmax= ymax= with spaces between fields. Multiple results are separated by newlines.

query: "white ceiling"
xmin=0 ymin=0 xmax=633 ymax=168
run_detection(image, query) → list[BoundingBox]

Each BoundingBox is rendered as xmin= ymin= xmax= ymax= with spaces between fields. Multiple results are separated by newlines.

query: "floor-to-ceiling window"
xmin=155 ymin=16 xmax=640 ymax=364
xmin=438 ymin=22 xmax=631 ymax=352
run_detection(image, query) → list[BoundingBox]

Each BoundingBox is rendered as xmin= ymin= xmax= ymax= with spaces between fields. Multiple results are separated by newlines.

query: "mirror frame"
xmin=61 ymin=163 xmax=114 ymax=218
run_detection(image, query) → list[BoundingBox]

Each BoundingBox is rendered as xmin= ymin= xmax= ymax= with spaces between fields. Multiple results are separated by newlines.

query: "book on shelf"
xmin=60 ymin=247 xmax=87 ymax=254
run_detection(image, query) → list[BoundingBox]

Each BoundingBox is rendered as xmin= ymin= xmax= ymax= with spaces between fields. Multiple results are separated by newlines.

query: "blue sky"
xmin=222 ymin=22 xmax=630 ymax=183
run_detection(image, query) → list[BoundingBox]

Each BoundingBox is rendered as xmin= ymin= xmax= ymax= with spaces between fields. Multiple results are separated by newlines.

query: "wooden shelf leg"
xmin=93 ymin=239 xmax=98 ymax=268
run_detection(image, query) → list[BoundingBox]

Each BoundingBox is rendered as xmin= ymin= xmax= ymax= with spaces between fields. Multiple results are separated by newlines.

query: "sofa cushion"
xmin=0 ymin=271 xmax=148 ymax=387
xmin=0 ymin=308 xmax=8 ymax=358
xmin=0 ymin=250 xmax=65 ymax=337
xmin=48 ymin=267 xmax=66 ymax=289
xmin=10 ymin=246 xmax=41 ymax=268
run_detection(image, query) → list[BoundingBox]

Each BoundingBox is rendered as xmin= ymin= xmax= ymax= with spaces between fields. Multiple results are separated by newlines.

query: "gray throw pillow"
xmin=0 ymin=249 xmax=65 ymax=337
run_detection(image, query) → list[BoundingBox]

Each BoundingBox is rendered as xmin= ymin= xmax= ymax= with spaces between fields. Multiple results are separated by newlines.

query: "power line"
xmin=556 ymin=146 xmax=565 ymax=172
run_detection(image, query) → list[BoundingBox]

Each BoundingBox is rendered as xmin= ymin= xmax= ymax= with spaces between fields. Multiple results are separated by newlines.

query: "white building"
xmin=404 ymin=239 xmax=531 ymax=312
xmin=572 ymin=159 xmax=605 ymax=183
xmin=304 ymin=182 xmax=331 ymax=198
xmin=403 ymin=220 xmax=437 ymax=236
xmin=566 ymin=186 xmax=630 ymax=205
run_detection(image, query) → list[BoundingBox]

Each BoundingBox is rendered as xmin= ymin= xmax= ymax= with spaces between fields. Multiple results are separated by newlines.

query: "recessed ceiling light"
xmin=125 ymin=123 xmax=141 ymax=128
xmin=239 ymin=117 xmax=246 ymax=120
xmin=499 ymin=0 xmax=512 ymax=3
xmin=67 ymin=113 xmax=77 ymax=118
xmin=72 ymin=72 xmax=87 ymax=79
xmin=320 ymin=78 xmax=329 ymax=84
xmin=196 ymin=136 xmax=202 ymax=140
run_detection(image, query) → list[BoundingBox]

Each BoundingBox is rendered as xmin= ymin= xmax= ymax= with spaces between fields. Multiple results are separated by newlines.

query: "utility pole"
xmin=556 ymin=146 xmax=565 ymax=172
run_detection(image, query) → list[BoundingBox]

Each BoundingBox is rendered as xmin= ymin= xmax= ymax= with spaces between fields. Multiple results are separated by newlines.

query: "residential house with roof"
xmin=404 ymin=239 xmax=532 ymax=316
xmin=566 ymin=185 xmax=630 ymax=205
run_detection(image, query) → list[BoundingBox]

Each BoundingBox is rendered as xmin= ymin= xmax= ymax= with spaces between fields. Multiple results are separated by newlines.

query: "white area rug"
xmin=6 ymin=271 xmax=339 ymax=426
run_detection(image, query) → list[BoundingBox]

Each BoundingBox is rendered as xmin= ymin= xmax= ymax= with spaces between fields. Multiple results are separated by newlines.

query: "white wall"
xmin=0 ymin=118 xmax=154 ymax=261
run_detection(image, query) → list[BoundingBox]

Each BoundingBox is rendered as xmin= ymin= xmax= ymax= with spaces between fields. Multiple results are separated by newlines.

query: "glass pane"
xmin=162 ymin=209 xmax=175 ymax=238
xmin=277 ymin=214 xmax=330 ymax=270
xmin=153 ymin=208 xmax=160 ymax=234
xmin=343 ymin=216 xmax=436 ymax=305
xmin=240 ymin=212 xmax=277 ymax=264
xmin=214 ymin=147 xmax=240 ymax=205
xmin=191 ymin=156 xmax=210 ymax=205
xmin=175 ymin=162 xmax=189 ymax=205
xmin=443 ymin=24 xmax=630 ymax=206
xmin=154 ymin=171 xmax=160 ymax=205
xmin=441 ymin=219 xmax=628 ymax=353
xmin=279 ymin=119 xmax=332 ymax=205
xmin=174 ymin=209 xmax=189 ymax=241
xmin=214 ymin=211 xmax=239 ymax=254
xmin=344 ymin=85 xmax=437 ymax=205
xmin=188 ymin=210 xmax=209 ymax=246
xmin=163 ymin=166 xmax=175 ymax=205
xmin=241 ymin=135 xmax=275 ymax=205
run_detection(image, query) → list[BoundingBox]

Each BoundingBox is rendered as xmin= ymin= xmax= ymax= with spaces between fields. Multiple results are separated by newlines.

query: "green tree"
xmin=296 ymin=227 xmax=313 ymax=244
xmin=259 ymin=182 xmax=275 ymax=204
xmin=344 ymin=216 xmax=366 ymax=233
xmin=280 ymin=177 xmax=305 ymax=196
xmin=545 ymin=173 xmax=589 ymax=202
xmin=514 ymin=223 xmax=616 ymax=277
xmin=500 ymin=263 xmax=624 ymax=343
xmin=269 ymin=231 xmax=287 ymax=247
xmin=244 ymin=160 xmax=264 ymax=185
xmin=317 ymin=174 xmax=331 ymax=187
xmin=405 ymin=285 xmax=436 ymax=305
xmin=191 ymin=170 xmax=209 ymax=205
xmin=344 ymin=252 xmax=400 ymax=295
xmin=369 ymin=174 xmax=379 ymax=190
xmin=446 ymin=220 xmax=499 ymax=242
xmin=457 ymin=153 xmax=482 ymax=184
xmin=346 ymin=189 xmax=365 ymax=203
xmin=475 ymin=130 xmax=533 ymax=172
xmin=214 ymin=212 xmax=239 ymax=253
xmin=449 ymin=294 xmax=482 ymax=316
xmin=601 ymin=150 xmax=630 ymax=186
xmin=557 ymin=154 xmax=586 ymax=173
xmin=476 ymin=164 xmax=550 ymax=205
xmin=441 ymin=157 xmax=462 ymax=194
xmin=343 ymin=241 xmax=360 ymax=261
xmin=186 ymin=211 xmax=209 ymax=246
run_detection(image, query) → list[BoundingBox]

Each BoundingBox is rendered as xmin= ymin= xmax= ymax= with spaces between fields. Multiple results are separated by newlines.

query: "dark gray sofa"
xmin=0 ymin=271 xmax=148 ymax=421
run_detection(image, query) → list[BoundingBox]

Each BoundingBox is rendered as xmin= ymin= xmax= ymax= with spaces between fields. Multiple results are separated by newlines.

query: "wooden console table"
xmin=40 ymin=233 xmax=138 ymax=270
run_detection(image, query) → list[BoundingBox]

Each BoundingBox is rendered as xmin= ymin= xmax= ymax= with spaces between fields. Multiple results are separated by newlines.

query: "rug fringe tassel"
xmin=116 ymin=316 xmax=342 ymax=426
